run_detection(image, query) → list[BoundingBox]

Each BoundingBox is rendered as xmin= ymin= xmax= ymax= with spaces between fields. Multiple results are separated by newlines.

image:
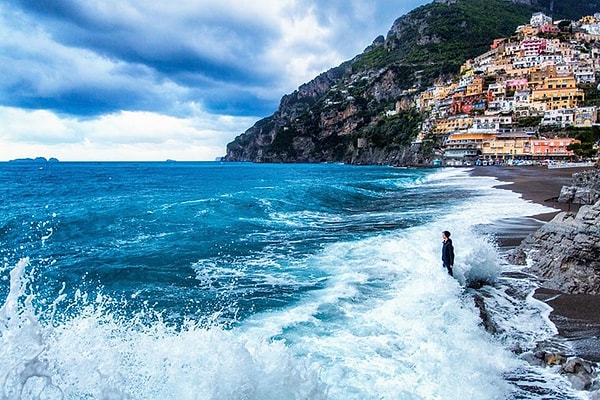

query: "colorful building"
xmin=432 ymin=115 xmax=473 ymax=134
xmin=444 ymin=132 xmax=495 ymax=161
xmin=531 ymin=138 xmax=580 ymax=158
xmin=531 ymin=76 xmax=584 ymax=110
xmin=482 ymin=132 xmax=534 ymax=160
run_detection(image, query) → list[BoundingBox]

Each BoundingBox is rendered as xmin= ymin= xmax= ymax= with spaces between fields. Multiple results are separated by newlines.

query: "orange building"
xmin=529 ymin=65 xmax=557 ymax=88
xmin=466 ymin=77 xmax=484 ymax=96
xmin=531 ymin=138 xmax=580 ymax=158
xmin=444 ymin=133 xmax=496 ymax=160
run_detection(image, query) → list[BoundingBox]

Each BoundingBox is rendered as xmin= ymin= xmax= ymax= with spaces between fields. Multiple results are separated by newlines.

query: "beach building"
xmin=483 ymin=132 xmax=534 ymax=161
xmin=531 ymin=138 xmax=580 ymax=159
xmin=444 ymin=132 xmax=495 ymax=164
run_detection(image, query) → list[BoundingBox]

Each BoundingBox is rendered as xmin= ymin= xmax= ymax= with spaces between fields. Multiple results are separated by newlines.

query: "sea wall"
xmin=510 ymin=167 xmax=600 ymax=295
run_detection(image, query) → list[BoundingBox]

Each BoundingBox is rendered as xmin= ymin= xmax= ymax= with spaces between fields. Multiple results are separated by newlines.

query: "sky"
xmin=0 ymin=0 xmax=431 ymax=161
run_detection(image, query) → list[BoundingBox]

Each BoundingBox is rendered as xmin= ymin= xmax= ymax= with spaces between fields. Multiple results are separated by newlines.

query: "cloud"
xmin=0 ymin=0 xmax=430 ymax=160
xmin=0 ymin=106 xmax=256 ymax=161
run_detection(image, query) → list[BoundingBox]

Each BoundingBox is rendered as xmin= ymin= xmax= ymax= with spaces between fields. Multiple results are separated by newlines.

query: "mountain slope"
xmin=223 ymin=0 xmax=600 ymax=164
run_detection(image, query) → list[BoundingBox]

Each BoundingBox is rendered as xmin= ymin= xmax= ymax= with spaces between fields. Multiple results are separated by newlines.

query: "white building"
xmin=469 ymin=115 xmax=513 ymax=133
xmin=530 ymin=12 xmax=552 ymax=28
xmin=541 ymin=109 xmax=575 ymax=127
xmin=574 ymin=107 xmax=598 ymax=127
xmin=582 ymin=23 xmax=600 ymax=35
xmin=574 ymin=65 xmax=596 ymax=84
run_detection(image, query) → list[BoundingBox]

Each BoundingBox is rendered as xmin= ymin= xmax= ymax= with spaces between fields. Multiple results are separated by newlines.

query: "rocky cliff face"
xmin=224 ymin=0 xmax=534 ymax=164
xmin=510 ymin=168 xmax=600 ymax=295
xmin=224 ymin=60 xmax=427 ymax=164
xmin=223 ymin=0 xmax=600 ymax=164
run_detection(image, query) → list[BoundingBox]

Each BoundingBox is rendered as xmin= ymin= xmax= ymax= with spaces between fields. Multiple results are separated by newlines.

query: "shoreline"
xmin=469 ymin=165 xmax=600 ymax=362
xmin=470 ymin=164 xmax=584 ymax=221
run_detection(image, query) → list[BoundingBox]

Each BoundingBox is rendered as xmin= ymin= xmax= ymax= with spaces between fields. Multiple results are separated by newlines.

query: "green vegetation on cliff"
xmin=356 ymin=109 xmax=422 ymax=149
xmin=567 ymin=127 xmax=600 ymax=158
xmin=353 ymin=0 xmax=533 ymax=88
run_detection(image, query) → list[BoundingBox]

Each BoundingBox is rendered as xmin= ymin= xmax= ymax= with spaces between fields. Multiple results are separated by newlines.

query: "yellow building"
xmin=445 ymin=132 xmax=496 ymax=160
xmin=581 ymin=15 xmax=597 ymax=24
xmin=531 ymin=76 xmax=584 ymax=110
xmin=466 ymin=77 xmax=484 ymax=96
xmin=460 ymin=60 xmax=474 ymax=76
xmin=518 ymin=24 xmax=540 ymax=38
xmin=432 ymin=115 xmax=473 ymax=135
xmin=418 ymin=83 xmax=457 ymax=111
xmin=482 ymin=132 xmax=534 ymax=160
xmin=529 ymin=65 xmax=557 ymax=88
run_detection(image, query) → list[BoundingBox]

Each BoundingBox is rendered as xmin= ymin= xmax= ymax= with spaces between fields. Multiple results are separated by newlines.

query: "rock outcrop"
xmin=510 ymin=168 xmax=600 ymax=295
xmin=558 ymin=168 xmax=600 ymax=205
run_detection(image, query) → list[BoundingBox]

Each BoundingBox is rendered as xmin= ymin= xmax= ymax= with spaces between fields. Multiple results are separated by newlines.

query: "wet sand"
xmin=470 ymin=165 xmax=584 ymax=221
xmin=469 ymin=165 xmax=600 ymax=361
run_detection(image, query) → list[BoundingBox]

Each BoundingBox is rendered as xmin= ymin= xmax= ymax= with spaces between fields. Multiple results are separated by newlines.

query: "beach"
xmin=470 ymin=164 xmax=584 ymax=220
xmin=470 ymin=165 xmax=600 ymax=361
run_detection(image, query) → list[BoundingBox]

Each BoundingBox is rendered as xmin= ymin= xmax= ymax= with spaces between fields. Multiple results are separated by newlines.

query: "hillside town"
xmin=411 ymin=12 xmax=600 ymax=166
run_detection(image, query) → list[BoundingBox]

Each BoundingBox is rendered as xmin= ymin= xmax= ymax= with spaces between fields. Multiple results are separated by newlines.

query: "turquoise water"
xmin=0 ymin=162 xmax=581 ymax=399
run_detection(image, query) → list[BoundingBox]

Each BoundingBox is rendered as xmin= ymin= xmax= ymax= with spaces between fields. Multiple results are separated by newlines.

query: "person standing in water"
xmin=442 ymin=230 xmax=454 ymax=277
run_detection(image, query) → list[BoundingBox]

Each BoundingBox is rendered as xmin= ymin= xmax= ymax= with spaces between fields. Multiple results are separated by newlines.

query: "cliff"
xmin=510 ymin=168 xmax=600 ymax=294
xmin=223 ymin=0 xmax=600 ymax=164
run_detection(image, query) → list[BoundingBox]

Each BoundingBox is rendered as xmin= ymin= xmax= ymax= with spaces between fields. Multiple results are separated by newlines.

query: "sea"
xmin=0 ymin=161 xmax=587 ymax=399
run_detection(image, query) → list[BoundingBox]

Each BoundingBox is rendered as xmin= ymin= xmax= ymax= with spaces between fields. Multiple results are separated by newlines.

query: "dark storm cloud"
xmin=1 ymin=1 xmax=430 ymax=119
xmin=2 ymin=0 xmax=284 ymax=117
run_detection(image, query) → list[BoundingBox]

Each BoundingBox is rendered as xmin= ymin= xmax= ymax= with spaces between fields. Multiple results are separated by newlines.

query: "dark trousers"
xmin=443 ymin=264 xmax=453 ymax=276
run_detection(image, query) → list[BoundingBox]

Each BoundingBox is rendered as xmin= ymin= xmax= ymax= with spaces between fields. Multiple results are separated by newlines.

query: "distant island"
xmin=8 ymin=157 xmax=59 ymax=163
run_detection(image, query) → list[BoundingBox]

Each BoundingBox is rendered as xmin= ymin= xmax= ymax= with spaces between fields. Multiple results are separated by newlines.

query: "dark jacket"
xmin=442 ymin=239 xmax=454 ymax=266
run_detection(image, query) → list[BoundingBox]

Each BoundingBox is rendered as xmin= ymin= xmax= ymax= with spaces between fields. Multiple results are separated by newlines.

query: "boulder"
xmin=509 ymin=200 xmax=600 ymax=294
xmin=558 ymin=185 xmax=600 ymax=205
xmin=561 ymin=357 xmax=596 ymax=390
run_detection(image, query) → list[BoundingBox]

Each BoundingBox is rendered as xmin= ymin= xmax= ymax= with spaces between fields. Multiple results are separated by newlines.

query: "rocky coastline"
xmin=471 ymin=165 xmax=600 ymax=394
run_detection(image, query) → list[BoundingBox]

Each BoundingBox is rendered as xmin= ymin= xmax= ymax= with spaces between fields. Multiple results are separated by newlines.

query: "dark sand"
xmin=469 ymin=165 xmax=600 ymax=361
xmin=471 ymin=165 xmax=584 ymax=221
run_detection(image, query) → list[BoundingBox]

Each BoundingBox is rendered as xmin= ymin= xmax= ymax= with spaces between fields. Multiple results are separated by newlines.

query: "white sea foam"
xmin=0 ymin=167 xmax=583 ymax=399
xmin=0 ymin=258 xmax=324 ymax=400
xmin=239 ymin=231 xmax=519 ymax=399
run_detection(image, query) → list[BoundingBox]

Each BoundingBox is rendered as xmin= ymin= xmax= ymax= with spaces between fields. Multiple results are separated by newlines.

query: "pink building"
xmin=540 ymin=23 xmax=560 ymax=34
xmin=521 ymin=38 xmax=547 ymax=56
xmin=506 ymin=78 xmax=529 ymax=91
xmin=531 ymin=138 xmax=579 ymax=158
